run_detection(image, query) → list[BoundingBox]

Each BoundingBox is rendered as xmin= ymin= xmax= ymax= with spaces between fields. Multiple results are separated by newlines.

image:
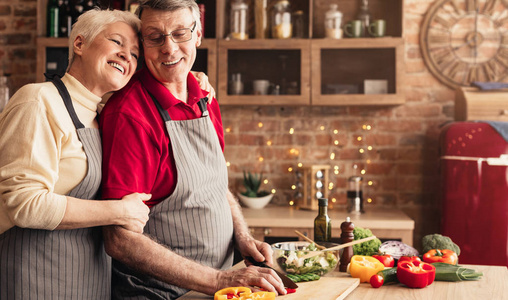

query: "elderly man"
xmin=99 ymin=0 xmax=287 ymax=299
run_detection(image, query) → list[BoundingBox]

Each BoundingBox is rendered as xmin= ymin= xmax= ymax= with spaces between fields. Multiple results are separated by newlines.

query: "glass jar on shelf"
xmin=292 ymin=10 xmax=305 ymax=38
xmin=270 ymin=0 xmax=292 ymax=39
xmin=325 ymin=4 xmax=343 ymax=39
xmin=230 ymin=0 xmax=249 ymax=40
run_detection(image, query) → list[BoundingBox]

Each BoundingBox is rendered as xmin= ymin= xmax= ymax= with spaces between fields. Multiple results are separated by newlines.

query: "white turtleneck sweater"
xmin=0 ymin=73 xmax=102 ymax=234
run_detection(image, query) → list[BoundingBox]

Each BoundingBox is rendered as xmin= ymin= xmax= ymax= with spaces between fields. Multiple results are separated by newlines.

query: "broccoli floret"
xmin=422 ymin=234 xmax=461 ymax=256
xmin=352 ymin=227 xmax=382 ymax=256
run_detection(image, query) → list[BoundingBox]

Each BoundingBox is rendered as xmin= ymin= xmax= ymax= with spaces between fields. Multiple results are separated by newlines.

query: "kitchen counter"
xmin=243 ymin=206 xmax=414 ymax=245
xmin=178 ymin=263 xmax=508 ymax=300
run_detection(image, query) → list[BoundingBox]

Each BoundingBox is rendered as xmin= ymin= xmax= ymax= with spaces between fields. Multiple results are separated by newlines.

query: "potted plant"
xmin=237 ymin=171 xmax=273 ymax=209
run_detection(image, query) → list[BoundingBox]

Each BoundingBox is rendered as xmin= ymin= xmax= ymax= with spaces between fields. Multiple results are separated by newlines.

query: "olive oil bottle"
xmin=314 ymin=198 xmax=331 ymax=242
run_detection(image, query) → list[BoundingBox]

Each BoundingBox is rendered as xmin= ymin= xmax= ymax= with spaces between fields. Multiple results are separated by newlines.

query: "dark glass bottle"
xmin=47 ymin=0 xmax=60 ymax=37
xmin=314 ymin=198 xmax=331 ymax=242
xmin=58 ymin=0 xmax=71 ymax=37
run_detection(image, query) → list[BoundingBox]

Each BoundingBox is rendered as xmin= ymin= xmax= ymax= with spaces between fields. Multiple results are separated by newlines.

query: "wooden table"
xmin=178 ymin=264 xmax=508 ymax=300
xmin=243 ymin=206 xmax=415 ymax=246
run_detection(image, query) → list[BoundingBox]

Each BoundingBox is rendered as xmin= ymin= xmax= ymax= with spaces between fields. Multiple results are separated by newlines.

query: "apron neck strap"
xmin=149 ymin=92 xmax=210 ymax=122
xmin=197 ymin=97 xmax=209 ymax=117
xmin=45 ymin=73 xmax=85 ymax=129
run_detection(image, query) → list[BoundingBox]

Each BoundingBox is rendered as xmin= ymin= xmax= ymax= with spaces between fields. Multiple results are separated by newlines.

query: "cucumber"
xmin=286 ymin=273 xmax=321 ymax=283
xmin=378 ymin=268 xmax=398 ymax=285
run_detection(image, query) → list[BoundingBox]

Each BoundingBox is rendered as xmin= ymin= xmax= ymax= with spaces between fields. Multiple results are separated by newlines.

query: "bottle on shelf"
xmin=339 ymin=217 xmax=354 ymax=272
xmin=325 ymin=4 xmax=343 ymax=39
xmin=270 ymin=0 xmax=292 ymax=39
xmin=292 ymin=10 xmax=305 ymax=38
xmin=230 ymin=0 xmax=249 ymax=40
xmin=314 ymin=198 xmax=331 ymax=243
xmin=228 ymin=73 xmax=244 ymax=95
xmin=58 ymin=0 xmax=72 ymax=37
xmin=47 ymin=0 xmax=60 ymax=37
xmin=357 ymin=0 xmax=371 ymax=37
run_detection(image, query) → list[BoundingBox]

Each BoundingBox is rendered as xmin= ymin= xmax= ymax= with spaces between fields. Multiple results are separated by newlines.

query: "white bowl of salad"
xmin=272 ymin=241 xmax=340 ymax=276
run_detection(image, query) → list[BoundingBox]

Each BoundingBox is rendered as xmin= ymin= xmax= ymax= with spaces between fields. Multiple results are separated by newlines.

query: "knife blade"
xmin=245 ymin=256 xmax=299 ymax=289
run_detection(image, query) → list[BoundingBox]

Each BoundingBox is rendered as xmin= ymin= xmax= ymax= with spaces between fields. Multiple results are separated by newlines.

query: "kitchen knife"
xmin=245 ymin=256 xmax=299 ymax=289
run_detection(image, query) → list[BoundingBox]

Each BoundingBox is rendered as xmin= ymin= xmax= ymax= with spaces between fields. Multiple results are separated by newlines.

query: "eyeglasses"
xmin=141 ymin=21 xmax=197 ymax=47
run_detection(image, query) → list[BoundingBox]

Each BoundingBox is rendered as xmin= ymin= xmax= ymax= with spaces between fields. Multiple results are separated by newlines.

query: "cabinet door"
xmin=311 ymin=38 xmax=405 ymax=106
xmin=218 ymin=39 xmax=311 ymax=105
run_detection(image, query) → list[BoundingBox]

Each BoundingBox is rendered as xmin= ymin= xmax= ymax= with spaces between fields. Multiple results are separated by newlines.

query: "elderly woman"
xmin=0 ymin=9 xmax=150 ymax=299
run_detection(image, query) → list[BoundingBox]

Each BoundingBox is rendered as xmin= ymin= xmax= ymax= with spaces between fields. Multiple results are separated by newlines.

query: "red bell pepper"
xmin=396 ymin=258 xmax=435 ymax=288
xmin=423 ymin=249 xmax=458 ymax=265
xmin=398 ymin=256 xmax=421 ymax=263
xmin=372 ymin=254 xmax=394 ymax=267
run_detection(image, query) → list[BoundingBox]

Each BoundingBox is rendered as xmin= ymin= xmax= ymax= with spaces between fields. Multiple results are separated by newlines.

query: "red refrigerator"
xmin=440 ymin=121 xmax=508 ymax=267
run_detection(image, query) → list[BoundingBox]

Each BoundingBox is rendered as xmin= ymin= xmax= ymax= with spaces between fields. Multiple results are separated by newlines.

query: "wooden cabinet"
xmin=311 ymin=37 xmax=405 ymax=105
xmin=218 ymin=39 xmax=310 ymax=105
xmin=35 ymin=0 xmax=405 ymax=106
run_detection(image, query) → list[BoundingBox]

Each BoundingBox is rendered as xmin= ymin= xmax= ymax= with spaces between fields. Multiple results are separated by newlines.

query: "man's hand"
xmin=216 ymin=265 xmax=287 ymax=295
xmin=235 ymin=232 xmax=274 ymax=267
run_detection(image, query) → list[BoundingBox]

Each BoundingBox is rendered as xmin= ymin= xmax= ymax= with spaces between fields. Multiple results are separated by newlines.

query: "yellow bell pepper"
xmin=214 ymin=287 xmax=251 ymax=300
xmin=240 ymin=291 xmax=276 ymax=300
xmin=349 ymin=255 xmax=385 ymax=283
xmin=214 ymin=287 xmax=275 ymax=300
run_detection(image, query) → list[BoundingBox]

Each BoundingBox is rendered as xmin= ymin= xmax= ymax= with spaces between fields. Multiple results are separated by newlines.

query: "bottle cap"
xmin=326 ymin=4 xmax=343 ymax=19
xmin=318 ymin=198 xmax=328 ymax=206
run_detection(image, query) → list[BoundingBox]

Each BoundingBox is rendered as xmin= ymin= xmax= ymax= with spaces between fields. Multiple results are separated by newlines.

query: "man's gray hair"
xmin=135 ymin=0 xmax=202 ymax=32
xmin=67 ymin=8 xmax=141 ymax=71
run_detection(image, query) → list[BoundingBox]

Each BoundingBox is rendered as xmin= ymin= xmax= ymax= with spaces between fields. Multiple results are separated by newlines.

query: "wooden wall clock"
xmin=420 ymin=0 xmax=508 ymax=88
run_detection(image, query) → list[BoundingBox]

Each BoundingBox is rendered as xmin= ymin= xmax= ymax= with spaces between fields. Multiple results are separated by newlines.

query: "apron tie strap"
xmin=45 ymin=73 xmax=85 ymax=129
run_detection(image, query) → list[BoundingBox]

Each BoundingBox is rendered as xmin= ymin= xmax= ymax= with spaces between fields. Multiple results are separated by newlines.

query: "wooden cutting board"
xmin=281 ymin=277 xmax=360 ymax=300
xmin=178 ymin=276 xmax=360 ymax=300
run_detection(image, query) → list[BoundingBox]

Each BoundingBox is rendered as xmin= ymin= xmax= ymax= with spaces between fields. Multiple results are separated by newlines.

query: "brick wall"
xmin=2 ymin=0 xmax=452 ymax=249
xmin=0 ymin=0 xmax=37 ymax=93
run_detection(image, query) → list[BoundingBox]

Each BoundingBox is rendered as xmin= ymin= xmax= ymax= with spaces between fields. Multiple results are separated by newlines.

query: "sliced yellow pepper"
xmin=214 ymin=287 xmax=251 ymax=300
xmin=214 ymin=287 xmax=275 ymax=300
xmin=349 ymin=255 xmax=385 ymax=283
xmin=240 ymin=291 xmax=276 ymax=300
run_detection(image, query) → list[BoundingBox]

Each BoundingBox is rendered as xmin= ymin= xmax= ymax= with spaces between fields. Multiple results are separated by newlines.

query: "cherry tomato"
xmin=370 ymin=274 xmax=384 ymax=288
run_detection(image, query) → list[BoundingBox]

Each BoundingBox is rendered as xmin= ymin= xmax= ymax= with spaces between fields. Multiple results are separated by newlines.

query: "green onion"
xmin=432 ymin=262 xmax=483 ymax=281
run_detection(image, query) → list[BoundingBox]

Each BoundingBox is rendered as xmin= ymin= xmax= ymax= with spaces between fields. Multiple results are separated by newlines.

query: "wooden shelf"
xmin=311 ymin=37 xmax=405 ymax=106
xmin=217 ymin=39 xmax=311 ymax=105
xmin=34 ymin=0 xmax=405 ymax=106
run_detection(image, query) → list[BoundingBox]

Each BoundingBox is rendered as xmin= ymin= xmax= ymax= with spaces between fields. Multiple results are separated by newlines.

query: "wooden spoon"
xmin=294 ymin=230 xmax=326 ymax=250
xmin=299 ymin=236 xmax=378 ymax=260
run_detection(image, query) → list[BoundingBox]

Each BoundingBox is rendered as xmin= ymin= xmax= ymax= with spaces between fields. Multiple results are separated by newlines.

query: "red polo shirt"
xmin=99 ymin=67 xmax=224 ymax=207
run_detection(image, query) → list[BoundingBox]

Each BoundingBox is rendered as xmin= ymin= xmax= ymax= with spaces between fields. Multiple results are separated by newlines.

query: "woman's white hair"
xmin=135 ymin=0 xmax=201 ymax=32
xmin=67 ymin=8 xmax=141 ymax=70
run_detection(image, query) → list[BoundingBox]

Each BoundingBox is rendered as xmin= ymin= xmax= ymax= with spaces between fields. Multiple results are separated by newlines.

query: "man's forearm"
xmin=103 ymin=225 xmax=221 ymax=295
xmin=226 ymin=190 xmax=251 ymax=239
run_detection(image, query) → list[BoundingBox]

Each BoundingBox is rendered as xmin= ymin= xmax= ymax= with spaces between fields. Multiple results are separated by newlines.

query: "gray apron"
xmin=111 ymin=96 xmax=234 ymax=300
xmin=0 ymin=75 xmax=109 ymax=299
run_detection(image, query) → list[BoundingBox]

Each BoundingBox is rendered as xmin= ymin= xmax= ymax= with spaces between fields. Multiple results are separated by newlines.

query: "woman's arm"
xmin=56 ymin=193 xmax=150 ymax=233
xmin=0 ymin=88 xmax=149 ymax=232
